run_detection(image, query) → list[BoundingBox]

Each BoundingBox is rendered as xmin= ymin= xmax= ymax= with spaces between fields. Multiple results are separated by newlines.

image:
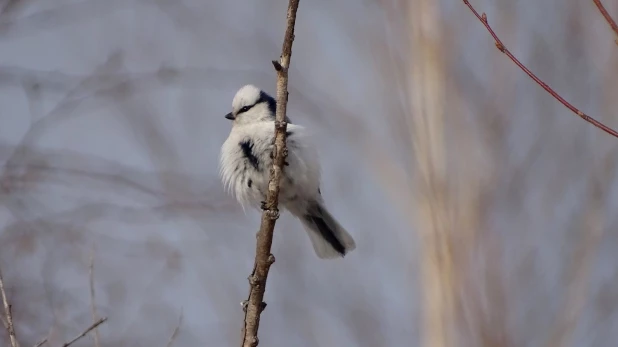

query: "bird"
xmin=219 ymin=84 xmax=356 ymax=259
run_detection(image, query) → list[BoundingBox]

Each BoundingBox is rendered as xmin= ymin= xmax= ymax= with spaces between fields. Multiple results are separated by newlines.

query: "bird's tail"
xmin=291 ymin=201 xmax=356 ymax=259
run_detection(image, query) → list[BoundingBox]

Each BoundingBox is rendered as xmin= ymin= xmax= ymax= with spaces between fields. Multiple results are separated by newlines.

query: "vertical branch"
xmin=0 ymin=269 xmax=18 ymax=347
xmin=406 ymin=1 xmax=454 ymax=347
xmin=240 ymin=1 xmax=300 ymax=347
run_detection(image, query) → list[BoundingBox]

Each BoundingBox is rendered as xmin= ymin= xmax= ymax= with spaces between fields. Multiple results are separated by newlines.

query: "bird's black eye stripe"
xmin=238 ymin=105 xmax=253 ymax=114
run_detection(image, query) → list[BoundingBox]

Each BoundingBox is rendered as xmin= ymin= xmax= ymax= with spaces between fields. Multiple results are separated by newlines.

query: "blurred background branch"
xmin=0 ymin=269 xmax=18 ymax=347
xmin=463 ymin=0 xmax=618 ymax=138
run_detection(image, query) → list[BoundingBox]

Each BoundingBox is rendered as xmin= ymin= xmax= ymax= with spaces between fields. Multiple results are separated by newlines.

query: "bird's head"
xmin=225 ymin=85 xmax=277 ymax=125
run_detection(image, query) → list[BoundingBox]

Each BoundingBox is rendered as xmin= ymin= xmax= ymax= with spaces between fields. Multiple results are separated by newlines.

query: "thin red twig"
xmin=462 ymin=0 xmax=618 ymax=139
xmin=593 ymin=0 xmax=618 ymax=39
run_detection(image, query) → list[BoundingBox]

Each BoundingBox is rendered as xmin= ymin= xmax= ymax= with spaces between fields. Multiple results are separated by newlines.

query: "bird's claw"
xmin=266 ymin=208 xmax=280 ymax=220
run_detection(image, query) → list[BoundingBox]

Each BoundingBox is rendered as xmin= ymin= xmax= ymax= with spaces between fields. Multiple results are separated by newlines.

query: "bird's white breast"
xmin=219 ymin=122 xmax=322 ymax=211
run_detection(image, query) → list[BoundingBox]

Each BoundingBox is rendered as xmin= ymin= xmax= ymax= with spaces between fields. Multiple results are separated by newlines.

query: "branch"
xmin=62 ymin=317 xmax=107 ymax=347
xmin=462 ymin=0 xmax=618 ymax=139
xmin=0 ymin=269 xmax=18 ymax=347
xmin=89 ymin=248 xmax=101 ymax=347
xmin=592 ymin=0 xmax=618 ymax=43
xmin=239 ymin=0 xmax=300 ymax=346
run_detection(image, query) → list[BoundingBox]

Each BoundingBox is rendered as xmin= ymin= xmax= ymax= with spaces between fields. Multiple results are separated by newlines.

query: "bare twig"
xmin=592 ymin=0 xmax=618 ymax=41
xmin=61 ymin=317 xmax=107 ymax=347
xmin=239 ymin=0 xmax=300 ymax=346
xmin=165 ymin=309 xmax=184 ymax=347
xmin=0 ymin=269 xmax=18 ymax=347
xmin=462 ymin=0 xmax=618 ymax=138
xmin=32 ymin=327 xmax=53 ymax=347
xmin=89 ymin=248 xmax=101 ymax=347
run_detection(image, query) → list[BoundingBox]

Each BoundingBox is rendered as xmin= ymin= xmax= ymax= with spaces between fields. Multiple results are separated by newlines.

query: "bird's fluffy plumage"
xmin=219 ymin=84 xmax=356 ymax=259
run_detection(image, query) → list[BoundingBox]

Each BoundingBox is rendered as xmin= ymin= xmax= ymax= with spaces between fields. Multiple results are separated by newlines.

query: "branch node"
xmin=267 ymin=254 xmax=275 ymax=265
xmin=241 ymin=300 xmax=249 ymax=312
xmin=272 ymin=60 xmax=283 ymax=72
xmin=259 ymin=302 xmax=267 ymax=312
xmin=495 ymin=42 xmax=505 ymax=52
xmin=481 ymin=12 xmax=487 ymax=22
xmin=274 ymin=120 xmax=287 ymax=130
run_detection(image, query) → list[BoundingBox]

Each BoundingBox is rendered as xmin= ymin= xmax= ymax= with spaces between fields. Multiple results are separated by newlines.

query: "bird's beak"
xmin=225 ymin=112 xmax=235 ymax=120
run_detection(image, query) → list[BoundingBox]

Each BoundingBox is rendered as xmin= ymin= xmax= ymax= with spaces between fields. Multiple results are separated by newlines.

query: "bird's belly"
xmin=225 ymin=153 xmax=315 ymax=210
xmin=241 ymin=170 xmax=310 ymax=210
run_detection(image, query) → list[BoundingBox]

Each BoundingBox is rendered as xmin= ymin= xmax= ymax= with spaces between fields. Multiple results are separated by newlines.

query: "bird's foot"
xmin=266 ymin=208 xmax=280 ymax=220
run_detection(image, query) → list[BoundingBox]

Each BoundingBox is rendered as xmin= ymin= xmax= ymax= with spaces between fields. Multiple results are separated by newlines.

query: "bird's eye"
xmin=239 ymin=106 xmax=251 ymax=113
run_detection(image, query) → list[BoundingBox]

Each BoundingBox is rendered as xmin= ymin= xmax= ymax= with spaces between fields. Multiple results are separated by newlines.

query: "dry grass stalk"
xmin=406 ymin=1 xmax=455 ymax=346
xmin=240 ymin=0 xmax=300 ymax=346
xmin=546 ymin=151 xmax=613 ymax=347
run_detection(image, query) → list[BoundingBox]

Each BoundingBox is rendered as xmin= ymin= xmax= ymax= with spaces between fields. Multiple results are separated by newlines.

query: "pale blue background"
xmin=0 ymin=0 xmax=617 ymax=346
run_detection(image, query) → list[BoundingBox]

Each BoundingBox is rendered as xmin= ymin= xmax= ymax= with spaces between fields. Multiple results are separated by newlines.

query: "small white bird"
xmin=219 ymin=84 xmax=356 ymax=259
